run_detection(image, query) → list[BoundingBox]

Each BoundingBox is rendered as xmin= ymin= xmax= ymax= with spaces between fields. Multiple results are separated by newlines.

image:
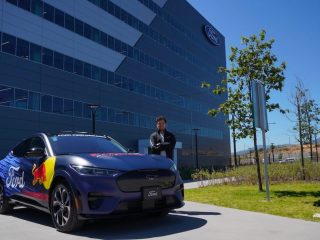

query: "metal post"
xmin=195 ymin=131 xmax=199 ymax=169
xmin=192 ymin=128 xmax=200 ymax=169
xmin=92 ymin=111 xmax=96 ymax=134
xmin=262 ymin=129 xmax=270 ymax=201
xmin=88 ymin=104 xmax=100 ymax=135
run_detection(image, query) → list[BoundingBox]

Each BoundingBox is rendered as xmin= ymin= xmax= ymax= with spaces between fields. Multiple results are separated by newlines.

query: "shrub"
xmin=191 ymin=161 xmax=320 ymax=186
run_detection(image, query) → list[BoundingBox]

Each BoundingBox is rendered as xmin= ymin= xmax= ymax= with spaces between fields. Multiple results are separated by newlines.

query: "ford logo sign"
xmin=203 ymin=25 xmax=220 ymax=46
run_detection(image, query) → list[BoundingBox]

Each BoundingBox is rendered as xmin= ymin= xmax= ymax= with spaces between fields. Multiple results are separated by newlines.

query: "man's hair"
xmin=155 ymin=115 xmax=167 ymax=123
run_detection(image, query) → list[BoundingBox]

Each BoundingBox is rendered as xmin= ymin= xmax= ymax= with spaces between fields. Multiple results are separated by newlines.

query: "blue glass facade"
xmin=0 ymin=0 xmax=230 ymax=168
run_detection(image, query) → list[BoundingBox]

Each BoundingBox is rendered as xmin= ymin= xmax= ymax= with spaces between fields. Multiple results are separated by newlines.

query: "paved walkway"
xmin=0 ymin=201 xmax=319 ymax=240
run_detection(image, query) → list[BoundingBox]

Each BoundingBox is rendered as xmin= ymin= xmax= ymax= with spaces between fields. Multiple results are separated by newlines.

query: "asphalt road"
xmin=0 ymin=201 xmax=319 ymax=240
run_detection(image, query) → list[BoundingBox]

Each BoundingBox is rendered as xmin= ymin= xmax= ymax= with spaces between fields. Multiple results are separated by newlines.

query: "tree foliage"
xmin=203 ymin=30 xmax=286 ymax=140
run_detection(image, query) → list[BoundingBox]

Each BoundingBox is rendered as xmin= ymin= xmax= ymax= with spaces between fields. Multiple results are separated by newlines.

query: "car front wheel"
xmin=50 ymin=183 xmax=84 ymax=232
xmin=0 ymin=182 xmax=13 ymax=214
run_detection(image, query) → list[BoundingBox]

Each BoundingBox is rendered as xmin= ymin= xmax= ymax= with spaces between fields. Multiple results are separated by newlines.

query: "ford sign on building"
xmin=0 ymin=0 xmax=230 ymax=169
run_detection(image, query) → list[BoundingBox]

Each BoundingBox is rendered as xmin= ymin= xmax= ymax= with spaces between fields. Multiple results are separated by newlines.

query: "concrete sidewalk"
xmin=0 ymin=201 xmax=319 ymax=240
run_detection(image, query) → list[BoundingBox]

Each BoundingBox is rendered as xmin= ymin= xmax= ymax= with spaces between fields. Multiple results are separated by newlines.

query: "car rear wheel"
xmin=50 ymin=183 xmax=84 ymax=232
xmin=0 ymin=182 xmax=13 ymax=214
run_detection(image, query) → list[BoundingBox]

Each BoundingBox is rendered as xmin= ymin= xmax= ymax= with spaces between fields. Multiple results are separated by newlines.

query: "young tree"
xmin=291 ymin=81 xmax=308 ymax=179
xmin=203 ymin=30 xmax=286 ymax=191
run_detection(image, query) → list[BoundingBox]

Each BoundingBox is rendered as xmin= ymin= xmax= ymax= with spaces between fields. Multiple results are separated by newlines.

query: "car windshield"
xmin=48 ymin=134 xmax=128 ymax=155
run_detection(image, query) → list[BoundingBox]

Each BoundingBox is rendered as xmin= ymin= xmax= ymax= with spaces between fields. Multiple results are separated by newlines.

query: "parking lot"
xmin=0 ymin=201 xmax=319 ymax=240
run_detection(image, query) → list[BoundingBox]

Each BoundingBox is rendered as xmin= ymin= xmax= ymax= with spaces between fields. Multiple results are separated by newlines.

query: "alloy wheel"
xmin=52 ymin=186 xmax=71 ymax=227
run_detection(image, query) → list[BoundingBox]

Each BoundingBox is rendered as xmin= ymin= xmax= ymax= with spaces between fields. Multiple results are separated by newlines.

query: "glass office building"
xmin=0 ymin=0 xmax=230 ymax=168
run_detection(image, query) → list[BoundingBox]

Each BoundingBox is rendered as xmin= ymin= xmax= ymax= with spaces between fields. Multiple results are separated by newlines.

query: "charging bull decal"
xmin=32 ymin=157 xmax=56 ymax=190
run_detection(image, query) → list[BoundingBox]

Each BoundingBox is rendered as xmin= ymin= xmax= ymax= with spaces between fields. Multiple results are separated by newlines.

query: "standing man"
xmin=150 ymin=116 xmax=176 ymax=160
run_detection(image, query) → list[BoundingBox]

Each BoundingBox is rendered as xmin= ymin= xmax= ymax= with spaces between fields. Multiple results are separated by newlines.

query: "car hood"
xmin=62 ymin=153 xmax=174 ymax=171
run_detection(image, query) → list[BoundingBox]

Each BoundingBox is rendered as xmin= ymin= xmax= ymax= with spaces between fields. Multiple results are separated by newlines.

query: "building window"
xmin=92 ymin=66 xmax=101 ymax=81
xmin=29 ymin=43 xmax=41 ymax=63
xmin=108 ymin=109 xmax=115 ymax=122
xmin=83 ymin=105 xmax=91 ymax=119
xmin=54 ymin=51 xmax=64 ymax=69
xmin=74 ymin=59 xmax=83 ymax=75
xmin=54 ymin=8 xmax=64 ymax=27
xmin=115 ymin=39 xmax=121 ymax=52
xmin=100 ymin=107 xmax=108 ymax=121
xmin=43 ymin=3 xmax=54 ymax=22
xmin=41 ymin=95 xmax=52 ymax=112
xmin=83 ymin=63 xmax=91 ymax=78
xmin=6 ymin=0 xmax=18 ymax=5
xmin=108 ymin=35 xmax=115 ymax=50
xmin=108 ymin=72 xmax=115 ymax=85
xmin=63 ymin=55 xmax=73 ymax=72
xmin=75 ymin=19 xmax=83 ymax=36
xmin=83 ymin=23 xmax=91 ymax=39
xmin=63 ymin=99 xmax=73 ymax=116
xmin=101 ymin=69 xmax=108 ymax=83
xmin=108 ymin=1 xmax=115 ymax=15
xmin=18 ymin=0 xmax=30 ymax=11
xmin=1 ymin=33 xmax=16 ymax=55
xmin=0 ymin=85 xmax=14 ymax=106
xmin=16 ymin=38 xmax=29 ymax=59
xmin=92 ymin=28 xmax=100 ymax=43
xmin=31 ymin=0 xmax=43 ymax=16
xmin=14 ymin=88 xmax=28 ymax=109
xmin=28 ymin=91 xmax=40 ymax=110
xmin=64 ymin=13 xmax=74 ymax=32
xmin=42 ymin=47 xmax=53 ymax=66
xmin=52 ymin=97 xmax=63 ymax=114
xmin=74 ymin=101 xmax=83 ymax=117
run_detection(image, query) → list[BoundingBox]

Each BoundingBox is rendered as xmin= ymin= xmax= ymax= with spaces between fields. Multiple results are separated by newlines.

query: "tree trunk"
xmin=297 ymin=97 xmax=305 ymax=180
xmin=232 ymin=114 xmax=237 ymax=167
xmin=233 ymin=135 xmax=237 ymax=167
xmin=306 ymin=111 xmax=313 ymax=161
xmin=253 ymin=129 xmax=263 ymax=191
xmin=315 ymin=133 xmax=319 ymax=162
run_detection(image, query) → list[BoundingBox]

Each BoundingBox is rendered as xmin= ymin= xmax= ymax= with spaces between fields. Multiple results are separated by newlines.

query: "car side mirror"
xmin=25 ymin=147 xmax=46 ymax=158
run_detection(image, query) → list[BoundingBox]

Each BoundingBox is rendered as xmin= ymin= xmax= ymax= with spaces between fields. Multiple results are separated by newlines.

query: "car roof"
xmin=44 ymin=131 xmax=107 ymax=138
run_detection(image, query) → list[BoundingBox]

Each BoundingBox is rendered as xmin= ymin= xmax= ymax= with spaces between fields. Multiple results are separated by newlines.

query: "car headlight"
xmin=170 ymin=162 xmax=177 ymax=172
xmin=71 ymin=165 xmax=121 ymax=177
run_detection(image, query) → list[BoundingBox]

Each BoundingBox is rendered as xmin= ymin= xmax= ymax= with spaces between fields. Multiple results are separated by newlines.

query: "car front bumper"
xmin=70 ymin=170 xmax=184 ymax=219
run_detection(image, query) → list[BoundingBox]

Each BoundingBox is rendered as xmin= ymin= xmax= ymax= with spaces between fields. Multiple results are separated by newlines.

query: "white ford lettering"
xmin=148 ymin=190 xmax=158 ymax=197
xmin=6 ymin=166 xmax=25 ymax=189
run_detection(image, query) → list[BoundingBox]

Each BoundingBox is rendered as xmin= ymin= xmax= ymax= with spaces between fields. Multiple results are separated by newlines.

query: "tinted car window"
xmin=29 ymin=137 xmax=46 ymax=150
xmin=48 ymin=135 xmax=127 ymax=155
xmin=12 ymin=137 xmax=46 ymax=157
xmin=12 ymin=138 xmax=31 ymax=157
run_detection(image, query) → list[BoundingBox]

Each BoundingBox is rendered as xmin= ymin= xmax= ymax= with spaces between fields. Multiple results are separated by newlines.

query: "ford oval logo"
xmin=203 ymin=25 xmax=220 ymax=46
xmin=146 ymin=175 xmax=158 ymax=180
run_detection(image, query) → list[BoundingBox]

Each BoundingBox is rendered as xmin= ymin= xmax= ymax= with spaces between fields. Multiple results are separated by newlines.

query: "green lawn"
xmin=185 ymin=182 xmax=320 ymax=222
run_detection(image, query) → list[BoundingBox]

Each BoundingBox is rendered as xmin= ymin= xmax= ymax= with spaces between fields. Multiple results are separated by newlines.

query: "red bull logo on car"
xmin=32 ymin=163 xmax=46 ymax=185
xmin=31 ymin=157 xmax=56 ymax=190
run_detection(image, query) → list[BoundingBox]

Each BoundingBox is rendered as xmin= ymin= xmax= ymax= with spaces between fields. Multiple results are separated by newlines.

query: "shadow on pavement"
xmin=9 ymin=207 xmax=209 ymax=239
xmin=171 ymin=210 xmax=221 ymax=216
xmin=274 ymin=190 xmax=320 ymax=198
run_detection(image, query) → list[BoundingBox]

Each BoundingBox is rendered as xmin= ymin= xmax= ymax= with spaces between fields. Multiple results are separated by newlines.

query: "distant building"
xmin=0 ymin=0 xmax=230 ymax=168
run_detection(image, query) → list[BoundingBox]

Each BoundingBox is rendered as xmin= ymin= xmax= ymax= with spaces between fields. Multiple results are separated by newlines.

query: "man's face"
xmin=156 ymin=120 xmax=166 ymax=131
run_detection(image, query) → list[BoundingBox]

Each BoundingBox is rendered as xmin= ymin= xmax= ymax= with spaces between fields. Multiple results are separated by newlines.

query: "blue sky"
xmin=187 ymin=0 xmax=320 ymax=151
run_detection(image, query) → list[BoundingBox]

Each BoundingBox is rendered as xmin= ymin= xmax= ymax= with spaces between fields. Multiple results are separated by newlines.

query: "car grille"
xmin=116 ymin=169 xmax=176 ymax=192
xmin=114 ymin=196 xmax=178 ymax=213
